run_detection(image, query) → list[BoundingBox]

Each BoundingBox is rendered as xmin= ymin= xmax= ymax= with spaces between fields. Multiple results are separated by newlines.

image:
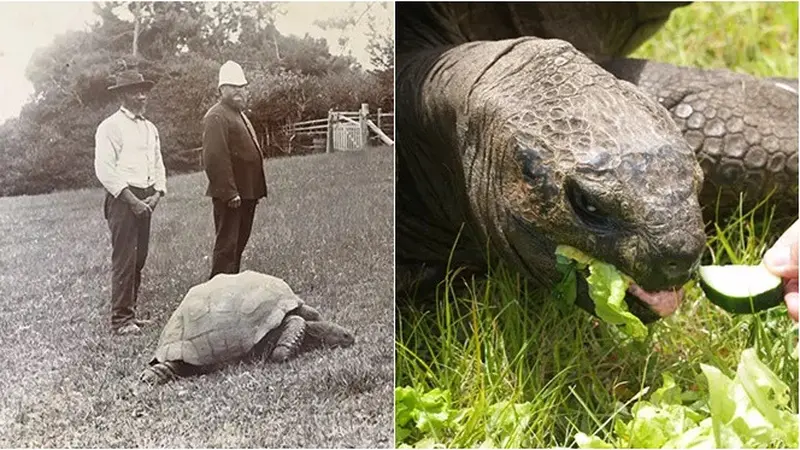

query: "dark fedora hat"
xmin=107 ymin=70 xmax=155 ymax=92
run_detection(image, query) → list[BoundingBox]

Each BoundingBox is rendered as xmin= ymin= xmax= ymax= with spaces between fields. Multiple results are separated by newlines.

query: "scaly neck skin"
xmin=396 ymin=43 xmax=478 ymax=264
xmin=396 ymin=37 xmax=558 ymax=270
xmin=397 ymin=5 xmax=567 ymax=274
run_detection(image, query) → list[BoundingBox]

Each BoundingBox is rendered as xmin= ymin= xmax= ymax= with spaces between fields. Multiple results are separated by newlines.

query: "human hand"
xmin=763 ymin=220 xmax=799 ymax=322
xmin=130 ymin=199 xmax=152 ymax=217
xmin=227 ymin=195 xmax=242 ymax=208
xmin=144 ymin=194 xmax=160 ymax=211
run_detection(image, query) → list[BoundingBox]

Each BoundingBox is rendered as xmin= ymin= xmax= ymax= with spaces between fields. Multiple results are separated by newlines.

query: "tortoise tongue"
xmin=628 ymin=284 xmax=683 ymax=317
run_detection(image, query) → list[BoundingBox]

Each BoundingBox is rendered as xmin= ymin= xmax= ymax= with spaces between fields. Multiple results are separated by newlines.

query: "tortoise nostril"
xmin=661 ymin=253 xmax=700 ymax=285
xmin=657 ymin=233 xmax=705 ymax=286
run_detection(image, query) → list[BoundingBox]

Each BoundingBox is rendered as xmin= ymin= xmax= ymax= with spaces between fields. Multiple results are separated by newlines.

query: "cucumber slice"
xmin=698 ymin=264 xmax=784 ymax=314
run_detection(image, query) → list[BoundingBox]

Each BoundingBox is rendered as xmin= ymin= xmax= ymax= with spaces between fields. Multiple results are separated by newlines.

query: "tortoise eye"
xmin=566 ymin=181 xmax=611 ymax=230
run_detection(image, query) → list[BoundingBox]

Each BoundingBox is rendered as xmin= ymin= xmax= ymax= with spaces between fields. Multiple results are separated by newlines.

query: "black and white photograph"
xmin=0 ymin=1 xmax=394 ymax=447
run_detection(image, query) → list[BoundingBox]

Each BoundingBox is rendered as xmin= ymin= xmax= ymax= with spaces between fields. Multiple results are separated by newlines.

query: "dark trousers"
xmin=104 ymin=185 xmax=155 ymax=328
xmin=210 ymin=198 xmax=258 ymax=278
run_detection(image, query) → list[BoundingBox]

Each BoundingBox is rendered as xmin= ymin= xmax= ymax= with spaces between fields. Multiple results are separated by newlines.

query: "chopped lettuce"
xmin=702 ymin=348 xmax=798 ymax=448
xmin=555 ymin=245 xmax=648 ymax=341
xmin=575 ymin=348 xmax=799 ymax=449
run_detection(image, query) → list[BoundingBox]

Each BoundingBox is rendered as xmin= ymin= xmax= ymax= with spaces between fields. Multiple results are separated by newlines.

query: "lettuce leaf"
xmin=702 ymin=348 xmax=798 ymax=448
xmin=575 ymin=349 xmax=798 ymax=449
xmin=555 ymin=245 xmax=647 ymax=341
xmin=574 ymin=432 xmax=615 ymax=448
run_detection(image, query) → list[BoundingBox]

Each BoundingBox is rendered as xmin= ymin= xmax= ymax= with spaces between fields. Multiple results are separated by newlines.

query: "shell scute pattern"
xmin=152 ymin=271 xmax=303 ymax=367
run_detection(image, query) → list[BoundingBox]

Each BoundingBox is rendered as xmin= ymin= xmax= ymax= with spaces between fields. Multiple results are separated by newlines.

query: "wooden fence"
xmin=281 ymin=103 xmax=394 ymax=154
xmin=180 ymin=103 xmax=393 ymax=166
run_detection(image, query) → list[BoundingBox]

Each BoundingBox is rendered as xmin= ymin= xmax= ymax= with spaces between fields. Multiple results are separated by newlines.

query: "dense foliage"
xmin=0 ymin=1 xmax=394 ymax=196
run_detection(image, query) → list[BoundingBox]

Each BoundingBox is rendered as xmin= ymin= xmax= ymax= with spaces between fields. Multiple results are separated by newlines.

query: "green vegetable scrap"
xmin=575 ymin=348 xmax=799 ymax=449
xmin=395 ymin=386 xmax=455 ymax=445
xmin=555 ymin=245 xmax=648 ymax=341
xmin=395 ymin=385 xmax=538 ymax=448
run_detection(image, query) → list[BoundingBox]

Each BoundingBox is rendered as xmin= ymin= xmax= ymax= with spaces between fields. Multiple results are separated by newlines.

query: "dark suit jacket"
xmin=202 ymin=101 xmax=267 ymax=201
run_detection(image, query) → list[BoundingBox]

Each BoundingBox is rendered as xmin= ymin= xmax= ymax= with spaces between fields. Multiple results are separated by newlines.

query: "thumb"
xmin=763 ymin=222 xmax=799 ymax=279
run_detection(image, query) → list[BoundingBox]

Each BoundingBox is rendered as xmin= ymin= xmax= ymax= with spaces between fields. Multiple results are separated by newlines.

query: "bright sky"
xmin=0 ymin=1 xmax=393 ymax=123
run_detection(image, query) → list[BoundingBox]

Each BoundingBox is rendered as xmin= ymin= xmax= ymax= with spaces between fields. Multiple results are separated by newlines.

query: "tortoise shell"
xmin=151 ymin=271 xmax=304 ymax=367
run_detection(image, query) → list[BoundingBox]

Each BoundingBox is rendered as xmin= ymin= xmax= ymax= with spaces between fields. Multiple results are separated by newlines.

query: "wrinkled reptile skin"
xmin=396 ymin=3 xmax=798 ymax=314
xmin=605 ymin=59 xmax=798 ymax=216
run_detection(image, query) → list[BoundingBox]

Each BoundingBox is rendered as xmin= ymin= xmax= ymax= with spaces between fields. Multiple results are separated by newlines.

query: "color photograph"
xmin=395 ymin=2 xmax=798 ymax=448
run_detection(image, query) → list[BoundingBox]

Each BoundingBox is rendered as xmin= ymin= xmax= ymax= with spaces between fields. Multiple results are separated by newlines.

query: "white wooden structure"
xmin=282 ymin=103 xmax=394 ymax=153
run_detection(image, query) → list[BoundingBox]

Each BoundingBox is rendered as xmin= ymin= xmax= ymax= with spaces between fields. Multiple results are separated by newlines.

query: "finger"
xmin=763 ymin=223 xmax=799 ymax=279
xmin=774 ymin=220 xmax=800 ymax=248
xmin=763 ymin=246 xmax=799 ymax=279
xmin=786 ymin=278 xmax=798 ymax=295
xmin=785 ymin=292 xmax=798 ymax=322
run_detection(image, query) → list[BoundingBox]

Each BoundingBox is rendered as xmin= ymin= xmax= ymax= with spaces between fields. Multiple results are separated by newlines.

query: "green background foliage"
xmin=630 ymin=2 xmax=798 ymax=77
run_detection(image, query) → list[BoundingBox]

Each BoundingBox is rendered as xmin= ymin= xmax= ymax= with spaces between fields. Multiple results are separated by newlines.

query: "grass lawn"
xmin=395 ymin=3 xmax=799 ymax=448
xmin=0 ymin=147 xmax=394 ymax=447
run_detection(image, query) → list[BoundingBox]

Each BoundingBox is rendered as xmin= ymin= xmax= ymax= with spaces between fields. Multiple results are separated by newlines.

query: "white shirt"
xmin=94 ymin=107 xmax=167 ymax=197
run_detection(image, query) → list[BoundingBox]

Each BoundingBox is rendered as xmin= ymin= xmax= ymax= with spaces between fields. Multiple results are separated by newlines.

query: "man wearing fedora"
xmin=94 ymin=69 xmax=167 ymax=335
xmin=202 ymin=60 xmax=267 ymax=279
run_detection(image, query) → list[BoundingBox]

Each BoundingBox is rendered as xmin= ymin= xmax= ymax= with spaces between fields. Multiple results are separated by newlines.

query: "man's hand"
xmin=130 ymin=199 xmax=152 ymax=217
xmin=763 ymin=220 xmax=799 ymax=322
xmin=227 ymin=195 xmax=242 ymax=209
xmin=144 ymin=194 xmax=161 ymax=211
xmin=119 ymin=188 xmax=152 ymax=217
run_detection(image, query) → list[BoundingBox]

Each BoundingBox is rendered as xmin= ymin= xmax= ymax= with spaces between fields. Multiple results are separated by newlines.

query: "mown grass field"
xmin=396 ymin=3 xmax=799 ymax=448
xmin=0 ymin=147 xmax=394 ymax=447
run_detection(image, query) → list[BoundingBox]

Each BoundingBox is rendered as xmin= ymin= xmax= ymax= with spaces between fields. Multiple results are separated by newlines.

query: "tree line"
xmin=0 ymin=2 xmax=394 ymax=196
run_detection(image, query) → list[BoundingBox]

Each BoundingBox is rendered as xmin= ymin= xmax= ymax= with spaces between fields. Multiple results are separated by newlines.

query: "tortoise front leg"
xmin=603 ymin=58 xmax=798 ymax=221
xmin=270 ymin=315 xmax=306 ymax=363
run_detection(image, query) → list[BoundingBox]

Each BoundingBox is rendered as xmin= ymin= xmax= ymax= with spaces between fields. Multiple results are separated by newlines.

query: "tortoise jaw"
xmin=627 ymin=283 xmax=683 ymax=318
xmin=573 ymin=273 xmax=667 ymax=325
xmin=623 ymin=292 xmax=665 ymax=325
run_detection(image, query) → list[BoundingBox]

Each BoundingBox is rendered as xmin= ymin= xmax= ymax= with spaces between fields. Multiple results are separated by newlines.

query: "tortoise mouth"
xmin=627 ymin=282 xmax=683 ymax=319
xmin=573 ymin=273 xmax=681 ymax=325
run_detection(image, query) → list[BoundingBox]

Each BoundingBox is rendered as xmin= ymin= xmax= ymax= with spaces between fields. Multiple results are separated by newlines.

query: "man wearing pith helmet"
xmin=202 ymin=60 xmax=267 ymax=279
xmin=94 ymin=69 xmax=167 ymax=335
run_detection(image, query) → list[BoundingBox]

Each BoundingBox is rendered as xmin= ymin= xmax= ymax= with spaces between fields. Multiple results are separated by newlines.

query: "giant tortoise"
xmin=395 ymin=3 xmax=798 ymax=323
xmin=140 ymin=271 xmax=355 ymax=384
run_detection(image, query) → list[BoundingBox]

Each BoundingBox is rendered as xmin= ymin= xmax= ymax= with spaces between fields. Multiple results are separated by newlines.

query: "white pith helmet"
xmin=218 ymin=60 xmax=248 ymax=88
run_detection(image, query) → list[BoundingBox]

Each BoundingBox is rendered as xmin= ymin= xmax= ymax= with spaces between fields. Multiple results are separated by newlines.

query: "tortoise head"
xmin=462 ymin=41 xmax=705 ymax=323
xmin=304 ymin=321 xmax=355 ymax=350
